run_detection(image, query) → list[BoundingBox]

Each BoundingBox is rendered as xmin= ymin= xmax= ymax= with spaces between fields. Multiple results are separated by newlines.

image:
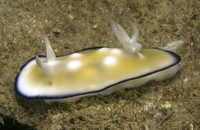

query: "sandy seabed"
xmin=0 ymin=0 xmax=200 ymax=129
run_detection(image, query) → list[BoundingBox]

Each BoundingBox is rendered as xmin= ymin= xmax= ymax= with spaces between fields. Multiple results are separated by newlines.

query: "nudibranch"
xmin=15 ymin=16 xmax=181 ymax=103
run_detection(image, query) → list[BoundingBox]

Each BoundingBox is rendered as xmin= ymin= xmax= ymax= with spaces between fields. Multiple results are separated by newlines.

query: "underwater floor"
xmin=0 ymin=0 xmax=200 ymax=129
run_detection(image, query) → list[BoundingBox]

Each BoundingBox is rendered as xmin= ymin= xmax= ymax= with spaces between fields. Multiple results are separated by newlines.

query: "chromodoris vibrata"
xmin=15 ymin=16 xmax=181 ymax=103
